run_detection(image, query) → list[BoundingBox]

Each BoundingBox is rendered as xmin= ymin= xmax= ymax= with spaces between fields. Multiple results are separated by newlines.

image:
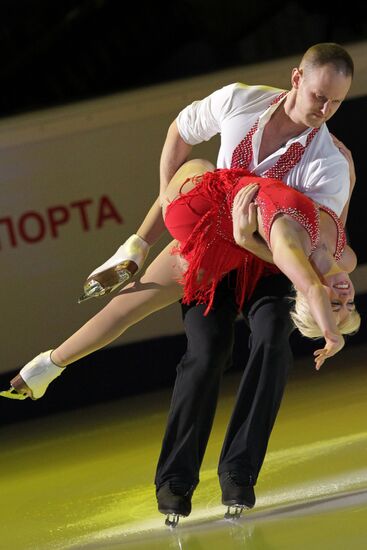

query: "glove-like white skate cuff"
xmin=19 ymin=350 xmax=65 ymax=399
xmin=89 ymin=234 xmax=150 ymax=278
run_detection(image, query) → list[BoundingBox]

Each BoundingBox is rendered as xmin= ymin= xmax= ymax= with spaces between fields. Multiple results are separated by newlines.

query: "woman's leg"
xmin=2 ymin=242 xmax=183 ymax=400
xmin=161 ymin=159 xmax=215 ymax=218
xmin=52 ymin=242 xmax=183 ymax=366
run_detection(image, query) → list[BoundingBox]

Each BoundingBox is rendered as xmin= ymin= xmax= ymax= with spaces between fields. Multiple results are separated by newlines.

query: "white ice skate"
xmin=78 ymin=234 xmax=150 ymax=303
xmin=0 ymin=351 xmax=64 ymax=400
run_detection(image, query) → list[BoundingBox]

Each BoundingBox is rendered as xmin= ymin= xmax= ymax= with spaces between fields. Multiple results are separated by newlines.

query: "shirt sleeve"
xmin=305 ymin=155 xmax=350 ymax=216
xmin=176 ymin=83 xmax=238 ymax=145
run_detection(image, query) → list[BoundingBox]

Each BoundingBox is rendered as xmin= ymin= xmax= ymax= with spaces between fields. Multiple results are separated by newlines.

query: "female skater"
xmin=1 ymin=159 xmax=360 ymax=401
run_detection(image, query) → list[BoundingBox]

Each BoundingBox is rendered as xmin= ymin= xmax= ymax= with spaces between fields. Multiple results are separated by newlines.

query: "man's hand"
xmin=232 ymin=184 xmax=259 ymax=248
xmin=313 ymin=332 xmax=345 ymax=370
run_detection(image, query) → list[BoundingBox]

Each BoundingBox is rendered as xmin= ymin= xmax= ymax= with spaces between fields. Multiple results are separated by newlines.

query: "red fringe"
xmin=171 ymin=169 xmax=278 ymax=315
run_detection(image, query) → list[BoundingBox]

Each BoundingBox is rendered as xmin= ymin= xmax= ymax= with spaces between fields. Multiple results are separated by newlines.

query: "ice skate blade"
xmin=0 ymin=387 xmax=28 ymax=400
xmin=165 ymin=513 xmax=180 ymax=528
xmin=0 ymin=374 xmax=33 ymax=400
xmin=224 ymin=505 xmax=246 ymax=520
xmin=78 ymin=284 xmax=103 ymax=303
xmin=78 ymin=261 xmax=137 ymax=303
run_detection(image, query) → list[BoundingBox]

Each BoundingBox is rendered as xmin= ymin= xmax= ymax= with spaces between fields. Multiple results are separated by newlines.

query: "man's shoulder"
xmin=229 ymin=82 xmax=284 ymax=100
xmin=314 ymin=125 xmax=349 ymax=163
xmin=306 ymin=126 xmax=349 ymax=183
xmin=216 ymin=82 xmax=285 ymax=112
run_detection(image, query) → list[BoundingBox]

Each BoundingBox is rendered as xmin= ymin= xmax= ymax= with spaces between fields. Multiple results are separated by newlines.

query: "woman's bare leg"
xmin=53 ymin=158 xmax=214 ymax=367
xmin=52 ymin=242 xmax=183 ymax=366
xmin=161 ymin=159 xmax=215 ymax=218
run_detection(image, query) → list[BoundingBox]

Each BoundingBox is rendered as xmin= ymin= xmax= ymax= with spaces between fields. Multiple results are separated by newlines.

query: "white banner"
xmin=1 ymin=41 xmax=366 ymax=374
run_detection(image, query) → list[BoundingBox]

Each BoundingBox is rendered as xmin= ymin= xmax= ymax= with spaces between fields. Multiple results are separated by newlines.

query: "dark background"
xmin=0 ymin=0 xmax=366 ymax=117
xmin=0 ymin=0 xmax=366 ymax=423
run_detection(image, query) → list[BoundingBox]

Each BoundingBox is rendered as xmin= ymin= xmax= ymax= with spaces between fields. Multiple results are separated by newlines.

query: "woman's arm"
xmin=270 ymin=218 xmax=344 ymax=369
xmin=232 ymin=185 xmax=345 ymax=366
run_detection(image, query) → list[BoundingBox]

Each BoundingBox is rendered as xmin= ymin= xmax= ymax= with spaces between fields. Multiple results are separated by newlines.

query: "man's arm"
xmin=80 ymin=82 xmax=230 ymax=300
xmin=134 ymin=121 xmax=192 ymax=246
xmin=89 ymin=84 xmax=230 ymax=255
xmin=134 ymin=197 xmax=165 ymax=247
xmin=159 ymin=121 xmax=193 ymax=207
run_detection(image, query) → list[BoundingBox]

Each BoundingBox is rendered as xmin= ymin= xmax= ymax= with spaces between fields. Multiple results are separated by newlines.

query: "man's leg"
xmin=218 ymin=274 xmax=294 ymax=507
xmin=155 ymin=276 xmax=238 ymax=516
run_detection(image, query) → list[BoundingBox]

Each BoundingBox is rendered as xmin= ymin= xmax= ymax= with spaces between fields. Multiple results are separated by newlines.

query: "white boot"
xmin=0 ymin=351 xmax=65 ymax=400
xmin=79 ymin=234 xmax=150 ymax=303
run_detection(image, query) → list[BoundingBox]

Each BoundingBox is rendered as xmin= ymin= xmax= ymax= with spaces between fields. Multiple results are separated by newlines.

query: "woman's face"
xmin=323 ymin=272 xmax=356 ymax=324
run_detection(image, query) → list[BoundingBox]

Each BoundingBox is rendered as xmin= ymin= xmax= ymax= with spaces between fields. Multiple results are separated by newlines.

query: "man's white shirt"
xmin=177 ymin=83 xmax=350 ymax=216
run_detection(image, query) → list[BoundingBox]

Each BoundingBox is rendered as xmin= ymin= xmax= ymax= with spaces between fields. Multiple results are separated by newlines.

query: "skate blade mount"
xmin=224 ymin=505 xmax=245 ymax=520
xmin=78 ymin=280 xmax=106 ymax=303
xmin=78 ymin=266 xmax=133 ymax=303
xmin=165 ymin=513 xmax=180 ymax=528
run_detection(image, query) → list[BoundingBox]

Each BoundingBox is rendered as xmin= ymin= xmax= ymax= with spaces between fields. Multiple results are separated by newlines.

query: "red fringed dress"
xmin=164 ymin=168 xmax=345 ymax=314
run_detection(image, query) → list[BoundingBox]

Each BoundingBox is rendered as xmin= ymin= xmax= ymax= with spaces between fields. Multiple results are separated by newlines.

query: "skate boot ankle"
xmin=219 ymin=471 xmax=256 ymax=519
xmin=156 ymin=480 xmax=195 ymax=528
xmin=0 ymin=351 xmax=65 ymax=400
xmin=79 ymin=234 xmax=150 ymax=302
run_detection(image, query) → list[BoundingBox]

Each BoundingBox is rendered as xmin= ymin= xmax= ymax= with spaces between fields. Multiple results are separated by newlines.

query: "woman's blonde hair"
xmin=290 ymin=289 xmax=361 ymax=338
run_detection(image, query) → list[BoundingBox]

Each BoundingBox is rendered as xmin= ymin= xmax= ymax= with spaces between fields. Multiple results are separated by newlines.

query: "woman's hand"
xmin=313 ymin=332 xmax=345 ymax=370
xmin=232 ymin=184 xmax=259 ymax=248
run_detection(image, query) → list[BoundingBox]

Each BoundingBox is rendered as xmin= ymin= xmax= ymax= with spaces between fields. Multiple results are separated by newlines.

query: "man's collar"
xmin=258 ymin=93 xmax=316 ymax=146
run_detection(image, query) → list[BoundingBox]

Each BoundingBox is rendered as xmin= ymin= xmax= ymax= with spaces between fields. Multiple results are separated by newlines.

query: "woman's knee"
xmin=181 ymin=158 xmax=215 ymax=176
xmin=162 ymin=159 xmax=215 ymax=214
xmin=167 ymin=159 xmax=214 ymax=192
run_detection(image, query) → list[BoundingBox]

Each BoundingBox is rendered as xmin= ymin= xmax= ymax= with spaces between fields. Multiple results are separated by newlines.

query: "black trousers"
xmin=155 ymin=272 xmax=295 ymax=489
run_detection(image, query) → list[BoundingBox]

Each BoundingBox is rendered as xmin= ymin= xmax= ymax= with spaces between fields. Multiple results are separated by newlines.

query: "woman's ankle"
xmin=50 ymin=350 xmax=67 ymax=368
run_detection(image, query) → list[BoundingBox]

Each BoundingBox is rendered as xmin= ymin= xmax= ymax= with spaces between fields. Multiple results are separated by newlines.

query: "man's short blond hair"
xmin=300 ymin=43 xmax=354 ymax=78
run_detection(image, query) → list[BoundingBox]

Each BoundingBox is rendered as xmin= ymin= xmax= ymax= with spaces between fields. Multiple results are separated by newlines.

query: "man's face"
xmin=292 ymin=64 xmax=352 ymax=128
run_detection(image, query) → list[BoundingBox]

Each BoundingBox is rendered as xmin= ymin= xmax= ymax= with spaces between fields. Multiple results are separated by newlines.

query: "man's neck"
xmin=269 ymin=94 xmax=308 ymax=141
xmin=258 ymin=101 xmax=307 ymax=163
